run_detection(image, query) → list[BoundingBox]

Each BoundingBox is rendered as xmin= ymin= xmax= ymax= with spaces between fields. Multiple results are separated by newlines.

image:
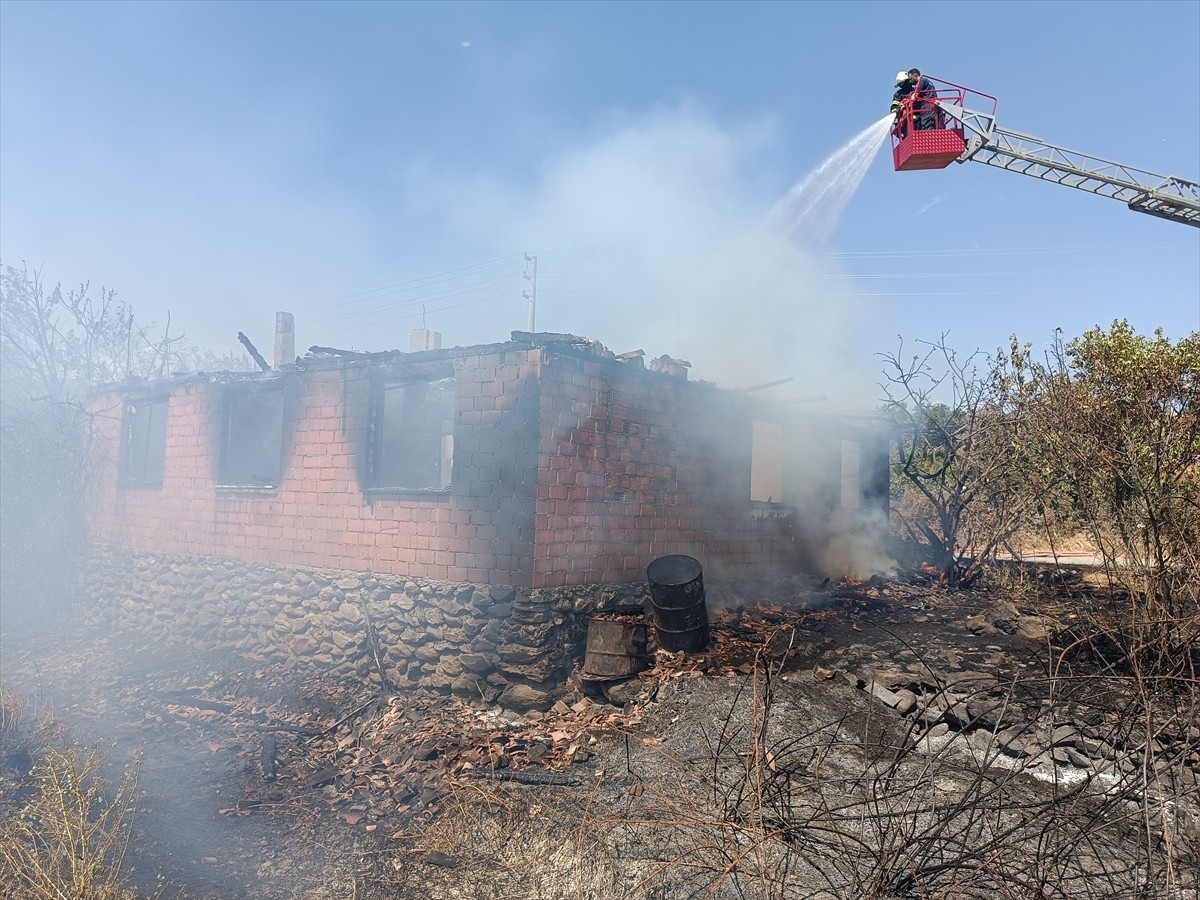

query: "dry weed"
xmin=0 ymin=685 xmax=23 ymax=740
xmin=0 ymin=742 xmax=142 ymax=900
xmin=360 ymin=776 xmax=621 ymax=899
xmin=578 ymin=646 xmax=1199 ymax=899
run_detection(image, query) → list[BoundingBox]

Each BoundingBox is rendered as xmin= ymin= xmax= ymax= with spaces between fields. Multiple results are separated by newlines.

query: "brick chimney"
xmin=274 ymin=312 xmax=295 ymax=369
xmin=410 ymin=328 xmax=442 ymax=352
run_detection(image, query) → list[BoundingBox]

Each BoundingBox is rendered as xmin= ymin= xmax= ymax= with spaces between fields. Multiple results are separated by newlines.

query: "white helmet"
xmin=895 ymin=71 xmax=909 ymax=85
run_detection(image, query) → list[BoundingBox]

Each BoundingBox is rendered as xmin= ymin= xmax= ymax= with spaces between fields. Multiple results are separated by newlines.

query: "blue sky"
xmin=2 ymin=0 xmax=1197 ymax=406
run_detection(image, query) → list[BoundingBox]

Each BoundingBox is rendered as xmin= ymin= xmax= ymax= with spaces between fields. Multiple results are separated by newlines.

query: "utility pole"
xmin=523 ymin=252 xmax=537 ymax=332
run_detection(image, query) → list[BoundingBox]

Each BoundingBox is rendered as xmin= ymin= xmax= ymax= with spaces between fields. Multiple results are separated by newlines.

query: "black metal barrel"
xmin=647 ymin=555 xmax=709 ymax=652
xmin=581 ymin=608 xmax=651 ymax=680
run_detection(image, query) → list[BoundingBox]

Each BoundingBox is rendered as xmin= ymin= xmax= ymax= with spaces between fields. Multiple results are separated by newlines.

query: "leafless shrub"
xmin=0 ymin=263 xmax=252 ymax=635
xmin=578 ymin=645 xmax=1198 ymax=899
xmin=362 ymin=777 xmax=619 ymax=899
xmin=0 ymin=685 xmax=23 ymax=741
xmin=0 ymin=263 xmax=134 ymax=632
xmin=880 ymin=335 xmax=1060 ymax=588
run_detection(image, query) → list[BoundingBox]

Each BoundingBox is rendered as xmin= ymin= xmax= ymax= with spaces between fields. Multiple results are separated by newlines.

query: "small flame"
xmin=920 ymin=562 xmax=948 ymax=583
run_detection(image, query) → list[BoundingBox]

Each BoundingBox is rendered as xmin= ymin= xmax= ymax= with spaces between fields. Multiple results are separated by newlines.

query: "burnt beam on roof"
xmin=237 ymin=332 xmax=271 ymax=372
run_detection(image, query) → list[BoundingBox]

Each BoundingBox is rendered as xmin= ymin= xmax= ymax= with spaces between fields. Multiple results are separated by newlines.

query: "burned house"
xmin=84 ymin=329 xmax=888 ymax=707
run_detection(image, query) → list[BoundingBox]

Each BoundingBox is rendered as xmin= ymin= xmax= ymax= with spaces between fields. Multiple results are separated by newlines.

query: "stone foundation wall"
xmin=83 ymin=544 xmax=818 ymax=710
xmin=82 ymin=544 xmax=648 ymax=709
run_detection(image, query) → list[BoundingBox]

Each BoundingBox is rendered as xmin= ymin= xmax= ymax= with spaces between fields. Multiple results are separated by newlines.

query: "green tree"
xmin=1044 ymin=321 xmax=1199 ymax=666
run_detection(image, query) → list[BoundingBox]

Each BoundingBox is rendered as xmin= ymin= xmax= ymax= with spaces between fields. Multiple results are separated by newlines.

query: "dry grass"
xmin=0 ymin=684 xmax=23 ymax=740
xmin=324 ymin=619 xmax=1200 ymax=899
xmin=489 ymin=643 xmax=1200 ymax=900
xmin=355 ymin=776 xmax=622 ymax=899
xmin=0 ymin=741 xmax=142 ymax=900
xmin=1007 ymin=529 xmax=1101 ymax=555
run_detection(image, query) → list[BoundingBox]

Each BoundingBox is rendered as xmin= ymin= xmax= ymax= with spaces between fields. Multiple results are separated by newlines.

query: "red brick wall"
xmin=88 ymin=343 xmax=819 ymax=591
xmin=530 ymin=351 xmax=806 ymax=588
xmin=88 ymin=348 xmax=542 ymax=586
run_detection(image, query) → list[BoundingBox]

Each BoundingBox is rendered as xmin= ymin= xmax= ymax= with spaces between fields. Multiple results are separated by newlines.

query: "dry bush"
xmin=1036 ymin=323 xmax=1200 ymax=678
xmin=880 ymin=336 xmax=1059 ymax=587
xmin=577 ymin=650 xmax=1199 ymax=899
xmin=0 ymin=685 xmax=23 ymax=741
xmin=361 ymin=777 xmax=621 ymax=899
xmin=0 ymin=263 xmax=254 ymax=636
xmin=0 ymin=742 xmax=141 ymax=900
xmin=339 ymin=637 xmax=1197 ymax=899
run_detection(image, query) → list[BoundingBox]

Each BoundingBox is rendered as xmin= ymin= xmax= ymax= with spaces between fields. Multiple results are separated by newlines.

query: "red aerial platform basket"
xmin=891 ymin=76 xmax=995 ymax=171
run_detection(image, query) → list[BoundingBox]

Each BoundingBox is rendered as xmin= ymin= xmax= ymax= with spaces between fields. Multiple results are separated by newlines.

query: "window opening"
xmin=750 ymin=419 xmax=784 ymax=503
xmin=218 ymin=387 xmax=284 ymax=488
xmin=121 ymin=397 xmax=169 ymax=485
xmin=368 ymin=377 xmax=455 ymax=492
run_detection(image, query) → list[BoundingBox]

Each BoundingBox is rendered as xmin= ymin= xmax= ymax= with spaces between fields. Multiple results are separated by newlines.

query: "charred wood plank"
xmin=159 ymin=692 xmax=233 ymax=713
xmin=260 ymin=733 xmax=277 ymax=782
xmin=357 ymin=598 xmax=393 ymax=693
xmin=510 ymin=331 xmax=590 ymax=346
xmin=307 ymin=345 xmax=369 ymax=357
xmin=470 ymin=769 xmax=582 ymax=786
xmin=237 ymin=332 xmax=271 ymax=372
xmin=264 ymin=723 xmax=323 ymax=736
xmin=303 ymin=765 xmax=340 ymax=789
xmin=320 ymin=693 xmax=383 ymax=736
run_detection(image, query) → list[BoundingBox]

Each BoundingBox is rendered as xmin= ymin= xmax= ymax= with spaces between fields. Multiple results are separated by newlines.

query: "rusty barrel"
xmin=582 ymin=608 xmax=650 ymax=681
xmin=647 ymin=555 xmax=709 ymax=652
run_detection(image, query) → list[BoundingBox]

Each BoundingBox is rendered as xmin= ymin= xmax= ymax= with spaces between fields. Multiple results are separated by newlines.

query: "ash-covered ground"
xmin=2 ymin=565 xmax=1197 ymax=899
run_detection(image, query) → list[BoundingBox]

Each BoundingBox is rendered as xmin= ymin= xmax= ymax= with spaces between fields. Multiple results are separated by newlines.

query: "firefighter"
xmin=906 ymin=68 xmax=939 ymax=130
xmin=890 ymin=71 xmax=912 ymax=137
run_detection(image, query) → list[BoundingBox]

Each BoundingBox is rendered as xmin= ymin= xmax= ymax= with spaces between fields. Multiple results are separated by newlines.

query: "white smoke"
xmin=403 ymin=105 xmax=888 ymax=404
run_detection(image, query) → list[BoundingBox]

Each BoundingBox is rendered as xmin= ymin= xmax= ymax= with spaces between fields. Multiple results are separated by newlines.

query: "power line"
xmin=319 ymin=290 xmax=518 ymax=337
xmin=822 ymin=242 xmax=1196 ymax=259
xmin=303 ymin=273 xmax=518 ymax=326
xmin=533 ymin=284 xmax=1196 ymax=301
xmin=300 ymin=254 xmax=521 ymax=310
xmin=532 ymin=241 xmax=1194 ymax=263
xmin=206 ymin=254 xmax=524 ymax=338
xmin=206 ymin=241 xmax=1195 ymax=343
xmin=537 ymin=265 xmax=1195 ymax=281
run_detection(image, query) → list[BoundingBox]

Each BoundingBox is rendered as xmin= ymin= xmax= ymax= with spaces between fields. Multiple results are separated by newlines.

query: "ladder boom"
xmin=932 ymin=98 xmax=1200 ymax=227
xmin=970 ymin=127 xmax=1200 ymax=226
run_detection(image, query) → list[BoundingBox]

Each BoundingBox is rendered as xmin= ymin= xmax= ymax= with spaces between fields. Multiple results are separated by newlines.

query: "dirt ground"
xmin=2 ymin=564 xmax=1198 ymax=899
